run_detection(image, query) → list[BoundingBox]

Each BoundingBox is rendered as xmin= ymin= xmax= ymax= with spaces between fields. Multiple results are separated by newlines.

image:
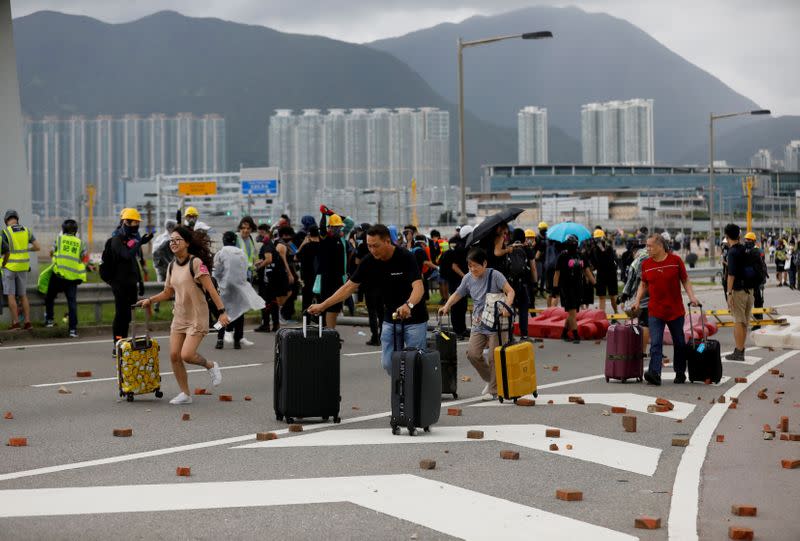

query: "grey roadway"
xmin=0 ymin=285 xmax=798 ymax=540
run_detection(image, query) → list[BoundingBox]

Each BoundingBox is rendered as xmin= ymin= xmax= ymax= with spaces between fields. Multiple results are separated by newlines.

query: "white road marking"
xmin=772 ymin=301 xmax=800 ymax=308
xmin=0 ymin=474 xmax=637 ymax=540
xmin=667 ymin=349 xmax=799 ymax=541
xmin=471 ymin=392 xmax=695 ymax=420
xmin=0 ymin=334 xmax=170 ymax=351
xmin=660 ymin=372 xmax=731 ymax=385
xmin=720 ymin=347 xmax=762 ymax=365
xmin=343 ymin=341 xmax=468 ymax=356
xmin=30 ymin=363 xmax=264 ymax=388
xmin=0 ymin=372 xmax=624 ymax=482
xmin=235 ymin=424 xmax=662 ymax=476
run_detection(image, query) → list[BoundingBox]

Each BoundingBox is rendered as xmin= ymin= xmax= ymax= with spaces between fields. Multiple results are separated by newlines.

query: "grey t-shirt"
xmin=455 ymin=268 xmax=508 ymax=334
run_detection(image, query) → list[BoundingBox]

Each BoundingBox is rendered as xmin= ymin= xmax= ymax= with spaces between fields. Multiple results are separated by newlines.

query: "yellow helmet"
xmin=538 ymin=222 xmax=548 ymax=230
xmin=593 ymin=229 xmax=606 ymax=239
xmin=328 ymin=214 xmax=344 ymax=227
xmin=525 ymin=229 xmax=536 ymax=238
xmin=184 ymin=206 xmax=199 ymax=217
xmin=745 ymin=232 xmax=757 ymax=241
xmin=120 ymin=208 xmax=142 ymax=222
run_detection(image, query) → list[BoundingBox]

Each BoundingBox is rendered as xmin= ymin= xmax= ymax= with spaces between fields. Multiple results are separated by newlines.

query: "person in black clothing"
xmin=277 ymin=226 xmax=299 ymax=322
xmin=412 ymin=234 xmax=436 ymax=302
xmin=533 ymin=223 xmax=548 ymax=297
xmin=253 ymin=228 xmax=283 ymax=332
xmin=440 ymin=226 xmax=470 ymax=338
xmin=553 ymin=235 xmax=595 ymax=343
xmin=296 ymin=225 xmax=321 ymax=316
xmin=108 ymin=213 xmax=146 ymax=349
xmin=309 ymin=224 xmax=427 ymax=375
xmin=317 ymin=209 xmax=348 ymax=328
xmin=483 ymin=222 xmax=511 ymax=275
xmin=507 ymin=228 xmax=537 ymax=338
xmin=580 ymin=238 xmax=596 ymax=309
xmin=590 ymin=230 xmax=619 ymax=313
xmin=724 ymin=223 xmax=755 ymax=361
xmin=353 ymin=224 xmax=383 ymax=345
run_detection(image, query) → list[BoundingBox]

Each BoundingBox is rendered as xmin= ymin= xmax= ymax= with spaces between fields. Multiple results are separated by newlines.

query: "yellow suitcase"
xmin=116 ymin=306 xmax=163 ymax=402
xmin=493 ymin=303 xmax=537 ymax=403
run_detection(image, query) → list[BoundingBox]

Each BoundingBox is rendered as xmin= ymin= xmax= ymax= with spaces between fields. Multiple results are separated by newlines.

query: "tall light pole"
xmin=458 ymin=31 xmax=553 ymax=224
xmin=708 ymin=109 xmax=770 ymax=263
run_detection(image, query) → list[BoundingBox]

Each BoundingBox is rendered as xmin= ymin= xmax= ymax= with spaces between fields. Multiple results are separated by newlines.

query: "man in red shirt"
xmin=631 ymin=234 xmax=700 ymax=386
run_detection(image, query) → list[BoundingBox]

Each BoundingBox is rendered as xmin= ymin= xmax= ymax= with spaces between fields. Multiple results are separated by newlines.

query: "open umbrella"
xmin=546 ymin=222 xmax=592 ymax=243
xmin=464 ymin=207 xmax=525 ymax=246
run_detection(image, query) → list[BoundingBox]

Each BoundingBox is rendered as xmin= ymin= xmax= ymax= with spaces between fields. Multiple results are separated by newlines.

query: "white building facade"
xmin=750 ymin=149 xmax=772 ymax=169
xmin=517 ymin=106 xmax=548 ymax=165
xmin=581 ymin=99 xmax=654 ymax=165
xmin=786 ymin=140 xmax=800 ymax=171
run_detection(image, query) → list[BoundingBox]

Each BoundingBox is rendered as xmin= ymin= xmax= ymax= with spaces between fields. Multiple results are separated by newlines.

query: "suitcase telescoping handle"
xmin=301 ymin=311 xmax=323 ymax=339
xmin=392 ymin=313 xmax=405 ymax=352
xmin=129 ymin=304 xmax=151 ymax=340
xmin=686 ymin=302 xmax=707 ymax=343
xmin=494 ymin=300 xmax=514 ymax=346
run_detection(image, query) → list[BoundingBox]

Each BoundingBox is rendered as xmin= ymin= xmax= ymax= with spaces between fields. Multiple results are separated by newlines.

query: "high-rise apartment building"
xmin=23 ymin=113 xmax=226 ymax=218
xmin=268 ymin=107 xmax=450 ymax=218
xmin=786 ymin=141 xmax=800 ymax=171
xmin=750 ymin=149 xmax=772 ymax=169
xmin=581 ymin=99 xmax=654 ymax=165
xmin=517 ymin=106 xmax=549 ymax=164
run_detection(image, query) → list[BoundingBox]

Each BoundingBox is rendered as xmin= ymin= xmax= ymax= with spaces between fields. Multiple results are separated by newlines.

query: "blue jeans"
xmin=648 ymin=315 xmax=686 ymax=376
xmin=380 ymin=321 xmax=428 ymax=376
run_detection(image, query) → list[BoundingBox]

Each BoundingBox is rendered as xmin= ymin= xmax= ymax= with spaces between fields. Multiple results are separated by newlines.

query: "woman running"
xmin=138 ymin=226 xmax=229 ymax=404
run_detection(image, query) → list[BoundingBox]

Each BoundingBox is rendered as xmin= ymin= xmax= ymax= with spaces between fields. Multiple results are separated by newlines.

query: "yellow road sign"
xmin=177 ymin=181 xmax=217 ymax=196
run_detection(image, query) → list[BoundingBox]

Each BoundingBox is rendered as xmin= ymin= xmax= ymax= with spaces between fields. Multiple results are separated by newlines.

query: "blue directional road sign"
xmin=241 ymin=179 xmax=278 ymax=196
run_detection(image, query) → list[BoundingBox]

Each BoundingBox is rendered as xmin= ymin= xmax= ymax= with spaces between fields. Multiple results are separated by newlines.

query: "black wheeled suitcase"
xmin=391 ymin=320 xmax=441 ymax=436
xmin=274 ymin=315 xmax=341 ymax=424
xmin=686 ymin=304 xmax=723 ymax=384
xmin=426 ymin=316 xmax=458 ymax=399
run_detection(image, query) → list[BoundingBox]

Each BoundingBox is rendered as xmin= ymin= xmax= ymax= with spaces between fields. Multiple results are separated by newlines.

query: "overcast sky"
xmin=11 ymin=0 xmax=800 ymax=116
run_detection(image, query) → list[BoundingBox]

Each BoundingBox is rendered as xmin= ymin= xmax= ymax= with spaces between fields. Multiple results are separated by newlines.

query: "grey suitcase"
xmin=391 ymin=320 xmax=441 ymax=436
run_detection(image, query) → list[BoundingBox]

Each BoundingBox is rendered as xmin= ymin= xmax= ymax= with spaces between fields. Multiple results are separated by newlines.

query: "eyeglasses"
xmin=169 ymin=238 xmax=184 ymax=245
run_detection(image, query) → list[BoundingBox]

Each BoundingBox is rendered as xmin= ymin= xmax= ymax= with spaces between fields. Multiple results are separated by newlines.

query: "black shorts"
xmin=595 ymin=279 xmax=618 ymax=297
xmin=546 ymin=268 xmax=557 ymax=295
xmin=560 ymin=287 xmax=582 ymax=312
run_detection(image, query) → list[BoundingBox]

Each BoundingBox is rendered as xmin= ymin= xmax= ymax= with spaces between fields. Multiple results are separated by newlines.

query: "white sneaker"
xmin=209 ymin=362 xmax=222 ymax=386
xmin=169 ymin=392 xmax=192 ymax=405
xmin=239 ymin=337 xmax=254 ymax=347
xmin=223 ymin=331 xmax=234 ymax=345
xmin=481 ymin=383 xmax=490 ymax=395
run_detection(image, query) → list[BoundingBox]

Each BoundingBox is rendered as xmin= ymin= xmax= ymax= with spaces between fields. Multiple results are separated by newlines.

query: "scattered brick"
xmin=655 ymin=397 xmax=674 ymax=410
xmin=256 ymin=432 xmax=278 ymax=441
xmin=447 ymin=408 xmax=462 ymax=416
xmin=780 ymin=433 xmax=800 ymax=441
xmin=3 ymin=412 xmax=12 ymax=420
xmin=419 ymin=459 xmax=436 ymax=470
xmin=764 ymin=424 xmax=772 ymax=431
xmin=779 ymin=372 xmax=785 ymax=378
xmin=704 ymin=379 xmax=712 ymax=385
xmin=549 ymin=444 xmax=559 ymax=451
xmin=757 ymin=391 xmax=768 ymax=400
xmin=770 ymin=369 xmax=780 ymax=375
xmin=76 ymin=370 xmax=92 ymax=378
xmin=735 ymin=377 xmax=748 ymax=383
xmin=649 ymin=404 xmax=670 ymax=413
xmin=551 ymin=365 xmax=559 ymax=372
xmin=193 ymin=388 xmax=208 ymax=395
xmin=781 ymin=459 xmax=800 ymax=469
xmin=288 ymin=424 xmax=303 ymax=432
xmin=500 ymin=450 xmax=520 ymax=460
xmin=219 ymin=394 xmax=233 ymax=402
xmin=676 ymin=419 xmax=683 ymax=423
xmin=244 ymin=395 xmax=252 ymax=401
xmin=780 ymin=416 xmax=789 ymax=432
xmin=556 ymin=489 xmax=582 ymax=501
xmin=547 ymin=400 xmax=554 ymax=404
xmin=611 ymin=407 xmax=627 ymax=414
xmin=672 ymin=438 xmax=690 ymax=447
xmin=622 ymin=415 xmax=637 ymax=433
xmin=566 ymin=444 xmax=573 ymax=450
xmin=176 ymin=467 xmax=191 ymax=477
xmin=352 ymin=406 xmax=361 ymax=410
xmin=467 ymin=430 xmax=484 ymax=439
xmin=545 ymin=428 xmax=560 ymax=438
xmin=731 ymin=397 xmax=739 ymax=404
xmin=568 ymin=396 xmax=582 ymax=403
xmin=7 ymin=437 xmax=27 ymax=447
xmin=538 ymin=344 xmax=544 ymax=349
xmin=634 ymin=516 xmax=661 ymax=530
xmin=516 ymin=398 xmax=535 ymax=407
xmin=716 ymin=434 xmax=725 ymax=443
xmin=729 ymin=402 xmax=738 ymax=409
xmin=777 ymin=390 xmax=785 ymax=394
xmin=113 ymin=428 xmax=133 ymax=437
xmin=774 ymin=398 xmax=782 ymax=404
xmin=181 ymin=413 xmax=191 ymax=421
xmin=460 ymin=376 xmax=472 ymax=382
xmin=574 ymin=398 xmax=585 ymax=405
xmin=57 ymin=385 xmax=72 ymax=394
xmin=718 ymin=395 xmax=726 ymax=403
xmin=731 ymin=505 xmax=757 ymax=517
xmin=728 ymin=526 xmax=754 ymax=540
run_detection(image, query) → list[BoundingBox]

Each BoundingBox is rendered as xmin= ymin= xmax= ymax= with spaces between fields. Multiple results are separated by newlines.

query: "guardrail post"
xmin=95 ymin=302 xmax=102 ymax=324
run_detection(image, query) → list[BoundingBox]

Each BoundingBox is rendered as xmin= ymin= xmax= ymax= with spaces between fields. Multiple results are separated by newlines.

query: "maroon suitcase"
xmin=605 ymin=321 xmax=643 ymax=383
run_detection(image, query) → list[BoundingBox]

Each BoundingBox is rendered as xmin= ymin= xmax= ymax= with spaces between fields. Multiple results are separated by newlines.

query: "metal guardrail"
xmin=686 ymin=266 xmax=723 ymax=281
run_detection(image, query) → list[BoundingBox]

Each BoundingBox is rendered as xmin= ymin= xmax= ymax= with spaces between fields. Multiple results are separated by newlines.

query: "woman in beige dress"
xmin=139 ymin=226 xmax=230 ymax=404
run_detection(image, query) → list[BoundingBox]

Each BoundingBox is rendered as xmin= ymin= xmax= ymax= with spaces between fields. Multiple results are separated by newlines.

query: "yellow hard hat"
xmin=538 ymin=222 xmax=548 ymax=230
xmin=328 ymin=214 xmax=344 ymax=227
xmin=184 ymin=206 xmax=199 ymax=217
xmin=525 ymin=229 xmax=536 ymax=238
xmin=593 ymin=229 xmax=606 ymax=239
xmin=745 ymin=232 xmax=757 ymax=241
xmin=120 ymin=208 xmax=142 ymax=222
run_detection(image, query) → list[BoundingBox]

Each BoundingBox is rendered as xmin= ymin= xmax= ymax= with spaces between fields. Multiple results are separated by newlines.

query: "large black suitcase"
xmin=274 ymin=316 xmax=341 ymax=424
xmin=686 ymin=304 xmax=722 ymax=384
xmin=391 ymin=321 xmax=441 ymax=436
xmin=426 ymin=316 xmax=458 ymax=399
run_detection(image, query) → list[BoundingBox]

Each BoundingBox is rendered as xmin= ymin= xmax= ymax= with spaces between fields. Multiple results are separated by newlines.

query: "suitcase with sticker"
xmin=493 ymin=302 xmax=537 ymax=403
xmin=116 ymin=306 xmax=163 ymax=401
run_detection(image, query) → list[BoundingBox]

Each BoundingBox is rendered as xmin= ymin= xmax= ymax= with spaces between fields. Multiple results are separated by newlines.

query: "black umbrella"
xmin=464 ymin=207 xmax=525 ymax=247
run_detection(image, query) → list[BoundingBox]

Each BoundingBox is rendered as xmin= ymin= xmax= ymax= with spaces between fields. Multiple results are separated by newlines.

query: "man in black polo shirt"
xmin=724 ymin=223 xmax=758 ymax=361
xmin=308 ymin=224 xmax=427 ymax=375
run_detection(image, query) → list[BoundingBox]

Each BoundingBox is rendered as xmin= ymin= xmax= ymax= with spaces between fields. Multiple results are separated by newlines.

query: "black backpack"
xmin=506 ymin=247 xmax=530 ymax=280
xmin=741 ymin=246 xmax=767 ymax=289
xmin=99 ymin=237 xmax=116 ymax=284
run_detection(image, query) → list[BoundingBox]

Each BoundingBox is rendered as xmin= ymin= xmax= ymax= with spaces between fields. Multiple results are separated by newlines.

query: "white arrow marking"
xmin=471 ymin=393 xmax=695 ymax=420
xmin=660 ymin=372 xmax=731 ymax=385
xmin=235 ymin=424 xmax=661 ymax=476
xmin=0 ymin=474 xmax=637 ymax=540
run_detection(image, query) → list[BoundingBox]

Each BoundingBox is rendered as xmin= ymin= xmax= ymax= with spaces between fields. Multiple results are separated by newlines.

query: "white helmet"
xmin=661 ymin=231 xmax=671 ymax=242
xmin=460 ymin=225 xmax=474 ymax=238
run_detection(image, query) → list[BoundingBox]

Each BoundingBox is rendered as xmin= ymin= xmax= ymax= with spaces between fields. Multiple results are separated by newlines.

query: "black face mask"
xmin=122 ymin=224 xmax=139 ymax=237
xmin=566 ymin=243 xmax=578 ymax=254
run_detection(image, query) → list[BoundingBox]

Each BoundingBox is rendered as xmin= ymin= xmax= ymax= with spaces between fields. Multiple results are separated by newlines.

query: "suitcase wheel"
xmin=605 ymin=377 xmax=610 ymax=383
xmin=126 ymin=392 xmax=134 ymax=402
xmin=423 ymin=426 xmax=430 ymax=433
xmin=333 ymin=417 xmax=341 ymax=424
xmin=636 ymin=377 xmax=642 ymax=382
xmin=533 ymin=391 xmax=538 ymax=398
xmin=276 ymin=414 xmax=284 ymax=422
xmin=286 ymin=417 xmax=295 ymax=424
xmin=322 ymin=416 xmax=329 ymax=422
xmin=154 ymin=390 xmax=163 ymax=399
xmin=621 ymin=378 xmax=627 ymax=383
xmin=408 ymin=426 xmax=417 ymax=437
xmin=391 ymin=424 xmax=400 ymax=436
xmin=512 ymin=398 xmax=518 ymax=404
xmin=452 ymin=393 xmax=458 ymax=400
xmin=498 ymin=396 xmax=504 ymax=404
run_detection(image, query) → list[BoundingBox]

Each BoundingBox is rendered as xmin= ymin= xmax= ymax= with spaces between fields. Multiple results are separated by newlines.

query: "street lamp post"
xmin=708 ymin=109 xmax=770 ymax=262
xmin=458 ymin=31 xmax=553 ymax=224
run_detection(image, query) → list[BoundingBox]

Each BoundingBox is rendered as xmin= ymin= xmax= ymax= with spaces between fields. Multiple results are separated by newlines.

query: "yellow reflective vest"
xmin=53 ymin=234 xmax=86 ymax=282
xmin=2 ymin=226 xmax=31 ymax=272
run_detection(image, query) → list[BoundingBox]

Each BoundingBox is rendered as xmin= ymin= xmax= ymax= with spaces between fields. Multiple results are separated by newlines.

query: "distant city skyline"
xmin=11 ymin=1 xmax=800 ymax=116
